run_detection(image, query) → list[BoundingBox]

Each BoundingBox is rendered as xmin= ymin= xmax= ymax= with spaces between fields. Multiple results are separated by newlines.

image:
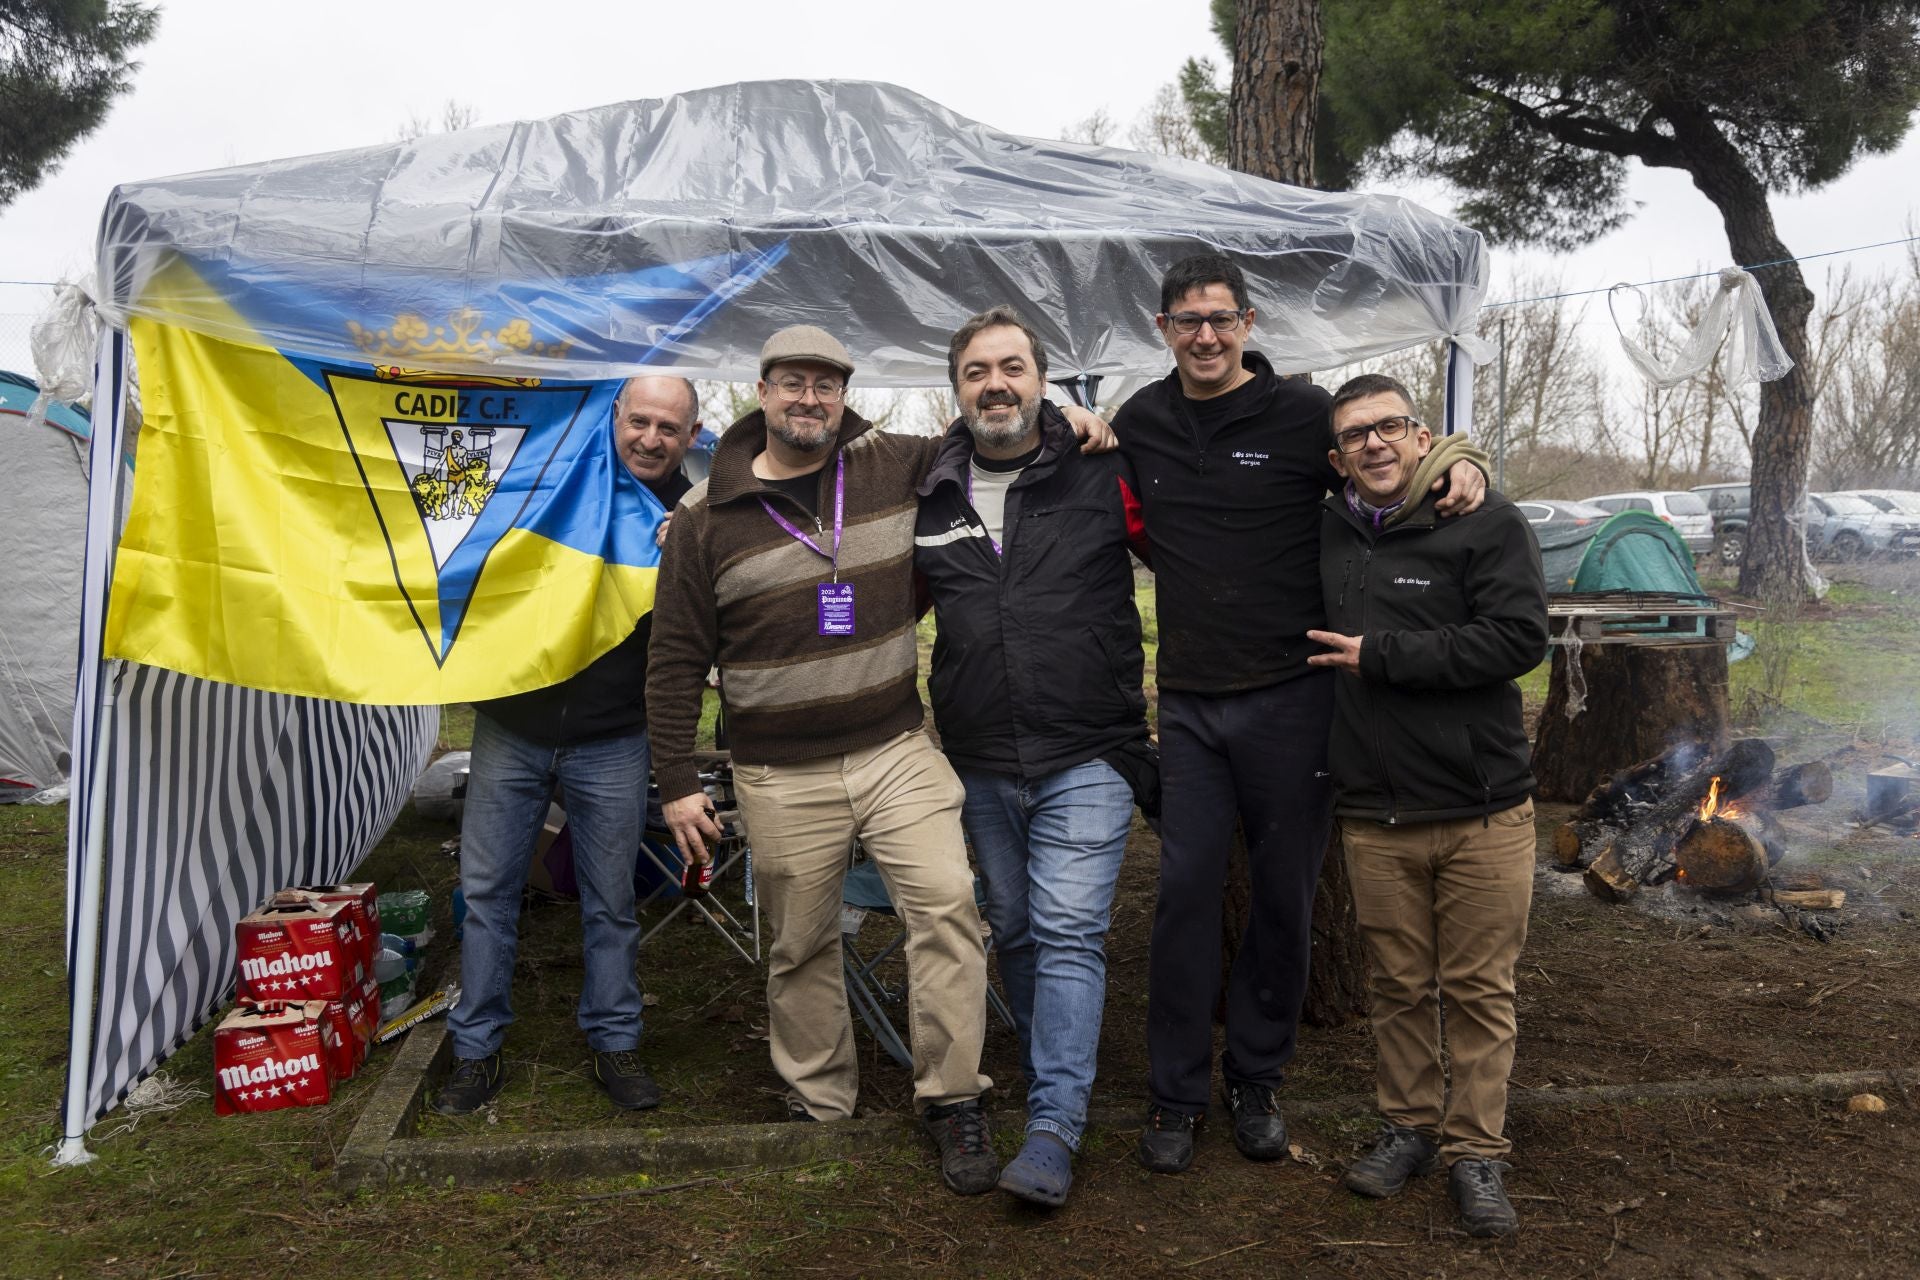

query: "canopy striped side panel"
xmin=77 ymin=662 xmax=436 ymax=1125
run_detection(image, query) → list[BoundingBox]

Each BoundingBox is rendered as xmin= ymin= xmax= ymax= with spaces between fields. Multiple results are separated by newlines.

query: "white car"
xmin=1581 ymin=490 xmax=1715 ymax=555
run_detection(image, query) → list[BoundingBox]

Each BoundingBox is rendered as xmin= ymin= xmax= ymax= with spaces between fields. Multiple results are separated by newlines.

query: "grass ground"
xmin=4 ymin=562 xmax=1919 ymax=1278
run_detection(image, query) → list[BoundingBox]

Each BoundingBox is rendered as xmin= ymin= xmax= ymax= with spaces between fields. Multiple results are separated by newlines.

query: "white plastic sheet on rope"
xmin=1609 ymin=267 xmax=1795 ymax=389
xmin=28 ymin=279 xmax=101 ymax=426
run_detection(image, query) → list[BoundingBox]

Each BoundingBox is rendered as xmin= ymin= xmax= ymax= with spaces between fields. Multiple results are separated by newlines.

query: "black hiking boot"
xmin=1450 ymin=1158 xmax=1520 ymax=1238
xmin=1343 ymin=1124 xmax=1439 ymax=1198
xmin=433 ymin=1051 xmax=505 ymax=1115
xmin=591 ymin=1049 xmax=662 ymax=1110
xmin=1222 ymin=1081 xmax=1288 ymax=1161
xmin=922 ymin=1099 xmax=998 ymax=1195
xmin=1136 ymin=1104 xmax=1204 ymax=1173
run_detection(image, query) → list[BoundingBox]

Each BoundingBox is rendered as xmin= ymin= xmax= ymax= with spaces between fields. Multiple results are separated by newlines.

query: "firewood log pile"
xmin=1552 ymin=738 xmax=1835 ymax=905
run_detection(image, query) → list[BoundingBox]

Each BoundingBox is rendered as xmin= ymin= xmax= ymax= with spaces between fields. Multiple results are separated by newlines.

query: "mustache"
xmin=977 ymin=392 xmax=1021 ymax=409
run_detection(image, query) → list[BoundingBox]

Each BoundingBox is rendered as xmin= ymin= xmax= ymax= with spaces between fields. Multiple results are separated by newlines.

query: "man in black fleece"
xmin=1116 ymin=255 xmax=1489 ymax=1175
xmin=1307 ymin=373 xmax=1547 ymax=1237
xmin=436 ymin=376 xmax=701 ymax=1118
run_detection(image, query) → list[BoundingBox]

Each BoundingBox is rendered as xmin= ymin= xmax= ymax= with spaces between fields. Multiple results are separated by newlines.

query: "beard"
xmin=965 ymin=393 xmax=1041 ymax=451
xmin=767 ymin=408 xmax=835 ymax=454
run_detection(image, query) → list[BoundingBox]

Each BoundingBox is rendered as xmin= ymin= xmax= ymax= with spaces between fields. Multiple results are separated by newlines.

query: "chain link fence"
xmin=0 ymin=282 xmax=58 ymax=379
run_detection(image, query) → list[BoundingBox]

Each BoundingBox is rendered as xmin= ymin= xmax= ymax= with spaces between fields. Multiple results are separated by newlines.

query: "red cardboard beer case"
xmin=241 ymin=995 xmax=361 ymax=1081
xmin=272 ymin=883 xmax=379 ymax=971
xmin=235 ymin=899 xmax=362 ymax=1002
xmin=213 ymin=1001 xmax=337 ymax=1116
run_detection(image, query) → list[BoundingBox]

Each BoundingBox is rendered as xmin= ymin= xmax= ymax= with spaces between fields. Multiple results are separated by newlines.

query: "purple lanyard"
xmin=759 ymin=455 xmax=846 ymax=580
xmin=963 ymin=472 xmax=1004 ymax=557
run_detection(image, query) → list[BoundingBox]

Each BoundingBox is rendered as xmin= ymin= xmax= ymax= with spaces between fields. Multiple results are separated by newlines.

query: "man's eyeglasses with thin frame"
xmin=766 ymin=376 xmax=846 ymax=403
xmin=1334 ymin=415 xmax=1418 ymax=454
xmin=1160 ymin=309 xmax=1248 ymax=336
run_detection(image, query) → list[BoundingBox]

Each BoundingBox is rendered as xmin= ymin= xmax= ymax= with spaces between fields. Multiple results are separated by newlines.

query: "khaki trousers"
xmin=732 ymin=728 xmax=991 ymax=1119
xmin=1340 ymin=801 xmax=1535 ymax=1162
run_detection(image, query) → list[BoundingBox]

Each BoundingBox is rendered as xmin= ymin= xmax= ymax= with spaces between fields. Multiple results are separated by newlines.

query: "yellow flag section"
xmin=107 ymin=320 xmax=661 ymax=705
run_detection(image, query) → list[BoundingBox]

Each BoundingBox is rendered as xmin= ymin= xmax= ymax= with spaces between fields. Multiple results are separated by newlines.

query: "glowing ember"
xmin=1699 ymin=776 xmax=1722 ymax=821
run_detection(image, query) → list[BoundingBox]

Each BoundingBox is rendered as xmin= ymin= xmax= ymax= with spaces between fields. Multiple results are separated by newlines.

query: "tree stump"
xmin=1218 ymin=821 xmax=1370 ymax=1031
xmin=1532 ymin=642 xmax=1730 ymax=802
xmin=1302 ymin=827 xmax=1370 ymax=1028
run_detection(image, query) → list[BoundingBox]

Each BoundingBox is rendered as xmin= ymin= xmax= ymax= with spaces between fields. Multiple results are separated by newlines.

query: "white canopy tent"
xmin=57 ymin=79 xmax=1489 ymax=1163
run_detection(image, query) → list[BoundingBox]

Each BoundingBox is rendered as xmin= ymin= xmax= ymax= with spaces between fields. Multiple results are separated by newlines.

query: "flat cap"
xmin=759 ymin=325 xmax=855 ymax=379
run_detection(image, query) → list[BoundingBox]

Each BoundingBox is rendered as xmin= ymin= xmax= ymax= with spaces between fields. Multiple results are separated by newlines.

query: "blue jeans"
xmin=958 ymin=759 xmax=1133 ymax=1150
xmin=449 ymin=712 xmax=648 ymax=1060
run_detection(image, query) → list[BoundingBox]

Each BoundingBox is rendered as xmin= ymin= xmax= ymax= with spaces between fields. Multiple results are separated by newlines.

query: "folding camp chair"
xmin=839 ymin=849 xmax=1015 ymax=1069
xmin=636 ymin=757 xmax=760 ymax=965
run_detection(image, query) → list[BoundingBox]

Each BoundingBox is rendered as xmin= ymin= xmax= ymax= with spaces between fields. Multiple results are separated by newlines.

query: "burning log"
xmin=1572 ymin=741 xmax=1712 ymax=823
xmin=1764 ymin=761 xmax=1832 ymax=811
xmin=1674 ymin=809 xmax=1785 ymax=895
xmin=1583 ymin=738 xmax=1776 ymax=901
xmin=1553 ymin=818 xmax=1622 ymax=870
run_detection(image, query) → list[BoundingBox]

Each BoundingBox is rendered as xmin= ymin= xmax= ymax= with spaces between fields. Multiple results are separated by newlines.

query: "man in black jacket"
xmin=436 ymin=375 xmax=702 ymax=1117
xmin=1306 ymin=373 xmax=1547 ymax=1238
xmin=914 ymin=307 xmax=1152 ymax=1207
xmin=1116 ymin=255 xmax=1489 ymax=1175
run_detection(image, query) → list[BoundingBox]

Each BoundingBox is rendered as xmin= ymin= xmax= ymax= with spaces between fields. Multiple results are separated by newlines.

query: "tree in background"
xmin=1314 ymin=1 xmax=1920 ymax=601
xmin=0 ymin=0 xmax=158 ymax=209
xmin=1227 ymin=0 xmax=1323 ymax=185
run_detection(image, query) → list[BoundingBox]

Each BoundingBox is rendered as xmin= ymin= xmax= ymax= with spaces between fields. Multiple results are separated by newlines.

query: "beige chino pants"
xmin=732 ymin=728 xmax=992 ymax=1119
xmin=1339 ymin=801 xmax=1536 ymax=1162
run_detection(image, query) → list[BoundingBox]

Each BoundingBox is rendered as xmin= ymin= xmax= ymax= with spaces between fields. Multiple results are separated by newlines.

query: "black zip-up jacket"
xmin=1319 ymin=487 xmax=1549 ymax=824
xmin=913 ymin=403 xmax=1151 ymax=778
xmin=1113 ymin=351 xmax=1341 ymax=694
xmin=475 ymin=468 xmax=693 ymax=747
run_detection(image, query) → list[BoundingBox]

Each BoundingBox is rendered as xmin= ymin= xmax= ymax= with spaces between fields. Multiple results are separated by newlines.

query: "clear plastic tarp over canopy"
xmin=95 ymin=79 xmax=1488 ymax=386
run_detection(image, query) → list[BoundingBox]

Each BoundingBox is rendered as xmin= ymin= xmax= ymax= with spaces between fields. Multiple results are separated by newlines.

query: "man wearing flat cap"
xmin=647 ymin=324 xmax=1114 ymax=1195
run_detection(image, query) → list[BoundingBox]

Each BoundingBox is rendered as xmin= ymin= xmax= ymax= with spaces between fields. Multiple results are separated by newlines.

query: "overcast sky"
xmin=1 ymin=0 xmax=1915 ymax=369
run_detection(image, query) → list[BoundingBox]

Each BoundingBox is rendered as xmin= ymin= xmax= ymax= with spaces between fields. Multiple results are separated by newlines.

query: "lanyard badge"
xmin=759 ymin=455 xmax=855 ymax=637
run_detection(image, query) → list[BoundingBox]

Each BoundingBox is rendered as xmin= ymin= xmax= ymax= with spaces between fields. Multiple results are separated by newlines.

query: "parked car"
xmin=1843 ymin=490 xmax=1920 ymax=519
xmin=1690 ymin=482 xmax=1750 ymax=566
xmin=1517 ymin=499 xmax=1614 ymax=527
xmin=1810 ymin=492 xmax=1920 ymax=559
xmin=1582 ymin=490 xmax=1715 ymax=555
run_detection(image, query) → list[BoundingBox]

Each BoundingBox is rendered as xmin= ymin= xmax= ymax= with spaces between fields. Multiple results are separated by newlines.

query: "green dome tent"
xmin=1564 ymin=510 xmax=1706 ymax=595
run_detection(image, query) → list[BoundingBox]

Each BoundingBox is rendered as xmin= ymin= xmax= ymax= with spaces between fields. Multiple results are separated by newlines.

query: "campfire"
xmin=1553 ymin=739 xmax=1837 ymax=909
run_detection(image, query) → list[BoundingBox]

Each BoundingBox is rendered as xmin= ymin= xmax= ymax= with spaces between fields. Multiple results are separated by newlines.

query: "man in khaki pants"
xmin=647 ymin=325 xmax=1113 ymax=1195
xmin=1306 ymin=373 xmax=1548 ymax=1238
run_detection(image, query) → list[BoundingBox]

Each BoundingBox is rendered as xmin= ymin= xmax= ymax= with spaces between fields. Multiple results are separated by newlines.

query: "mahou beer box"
xmin=213 ymin=1001 xmax=337 ymax=1116
xmin=272 ymin=883 xmax=380 ymax=972
xmin=235 ymin=899 xmax=364 ymax=1002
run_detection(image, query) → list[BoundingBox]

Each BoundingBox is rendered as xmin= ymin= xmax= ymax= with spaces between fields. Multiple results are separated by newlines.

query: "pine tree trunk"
xmin=1228 ymin=0 xmax=1322 ymax=186
xmin=1662 ymin=102 xmax=1817 ymax=602
xmin=1219 ymin=1 xmax=1367 ymax=1027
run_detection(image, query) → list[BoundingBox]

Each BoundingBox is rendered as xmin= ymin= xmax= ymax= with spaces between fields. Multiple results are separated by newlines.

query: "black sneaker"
xmin=1223 ymin=1081 xmax=1288 ymax=1161
xmin=1450 ymin=1158 xmax=1519 ymax=1237
xmin=786 ymin=1099 xmax=819 ymax=1122
xmin=1343 ymin=1124 xmax=1439 ymax=1198
xmin=591 ymin=1049 xmax=662 ymax=1111
xmin=1136 ymin=1104 xmax=1203 ymax=1173
xmin=922 ymin=1099 xmax=998 ymax=1195
xmin=434 ymin=1051 xmax=505 ymax=1115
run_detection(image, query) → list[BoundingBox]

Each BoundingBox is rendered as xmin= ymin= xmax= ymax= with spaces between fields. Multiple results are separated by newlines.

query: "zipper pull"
xmin=1338 ymin=557 xmax=1351 ymax=607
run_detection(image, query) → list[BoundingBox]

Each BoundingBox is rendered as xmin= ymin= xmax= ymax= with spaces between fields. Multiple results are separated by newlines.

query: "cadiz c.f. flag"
xmin=103 ymin=251 xmax=777 ymax=705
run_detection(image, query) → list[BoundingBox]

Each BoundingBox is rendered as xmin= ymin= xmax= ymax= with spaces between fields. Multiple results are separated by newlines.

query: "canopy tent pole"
xmin=53 ymin=326 xmax=129 ymax=1168
xmin=1443 ymin=340 xmax=1475 ymax=438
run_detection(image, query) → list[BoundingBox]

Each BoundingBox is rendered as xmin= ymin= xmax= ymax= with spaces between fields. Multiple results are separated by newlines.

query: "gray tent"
xmin=0 ymin=372 xmax=96 ymax=797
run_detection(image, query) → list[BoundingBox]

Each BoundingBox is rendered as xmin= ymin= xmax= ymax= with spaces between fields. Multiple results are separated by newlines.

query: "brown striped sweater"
xmin=645 ymin=408 xmax=940 ymax=802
